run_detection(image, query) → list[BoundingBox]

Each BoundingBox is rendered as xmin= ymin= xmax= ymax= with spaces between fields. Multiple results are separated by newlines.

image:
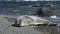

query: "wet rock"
xmin=36 ymin=7 xmax=53 ymax=16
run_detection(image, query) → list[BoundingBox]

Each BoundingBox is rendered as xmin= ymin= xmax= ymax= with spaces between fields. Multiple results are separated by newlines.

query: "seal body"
xmin=14 ymin=15 xmax=50 ymax=26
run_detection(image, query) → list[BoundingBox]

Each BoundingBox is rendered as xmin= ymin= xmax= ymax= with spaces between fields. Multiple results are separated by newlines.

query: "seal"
xmin=12 ymin=15 xmax=57 ymax=27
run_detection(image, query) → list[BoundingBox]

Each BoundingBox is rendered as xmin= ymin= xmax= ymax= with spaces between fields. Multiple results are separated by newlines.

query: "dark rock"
xmin=36 ymin=7 xmax=54 ymax=16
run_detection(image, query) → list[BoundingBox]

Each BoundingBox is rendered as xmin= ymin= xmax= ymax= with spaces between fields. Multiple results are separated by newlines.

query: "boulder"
xmin=36 ymin=7 xmax=54 ymax=16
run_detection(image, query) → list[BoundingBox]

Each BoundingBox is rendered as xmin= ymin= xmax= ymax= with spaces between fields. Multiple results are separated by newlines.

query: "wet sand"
xmin=0 ymin=15 xmax=60 ymax=34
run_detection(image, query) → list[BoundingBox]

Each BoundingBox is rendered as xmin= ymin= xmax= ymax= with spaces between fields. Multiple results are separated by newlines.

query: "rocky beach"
xmin=0 ymin=15 xmax=60 ymax=34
